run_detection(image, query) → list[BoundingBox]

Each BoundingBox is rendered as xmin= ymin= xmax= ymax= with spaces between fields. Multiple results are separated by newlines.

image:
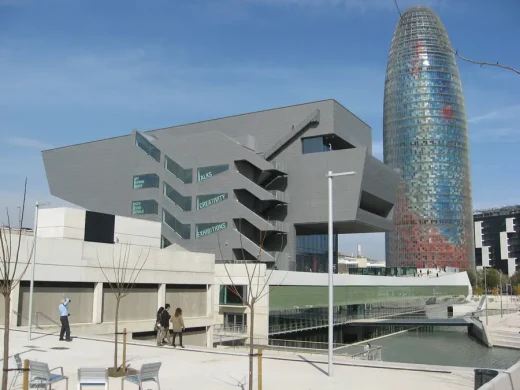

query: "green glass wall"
xmin=269 ymin=284 xmax=469 ymax=311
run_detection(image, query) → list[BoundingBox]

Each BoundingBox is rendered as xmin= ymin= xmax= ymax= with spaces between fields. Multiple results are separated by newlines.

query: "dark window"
xmin=302 ymin=136 xmax=329 ymax=154
xmin=219 ymin=285 xmax=247 ymax=305
xmin=359 ymin=191 xmax=393 ymax=218
xmin=164 ymin=182 xmax=192 ymax=211
xmin=133 ymin=174 xmax=159 ymax=190
xmin=224 ymin=312 xmax=247 ymax=329
xmin=196 ymin=193 xmax=228 ymax=210
xmin=195 ymin=222 xmax=227 ymax=238
xmin=135 ymin=132 xmax=160 ymax=162
xmin=84 ymin=211 xmax=115 ymax=244
xmin=302 ymin=134 xmax=355 ymax=154
xmin=131 ymin=200 xmax=158 ymax=215
xmin=197 ymin=164 xmax=229 ymax=182
xmin=161 ymin=235 xmax=172 ymax=249
xmin=163 ymin=210 xmax=191 ymax=239
xmin=164 ymin=155 xmax=193 ymax=184
xmin=295 ymin=233 xmax=338 ymax=273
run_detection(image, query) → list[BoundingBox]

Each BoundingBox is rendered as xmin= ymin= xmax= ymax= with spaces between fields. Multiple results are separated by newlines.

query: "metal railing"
xmin=269 ymin=308 xmax=428 ymax=334
xmin=11 ymin=310 xmax=43 ymax=330
xmin=214 ymin=324 xmax=248 ymax=335
xmin=268 ymin=297 xmax=471 ymax=335
xmin=215 ymin=335 xmax=382 ymax=361
xmin=347 ymin=346 xmax=383 ymax=361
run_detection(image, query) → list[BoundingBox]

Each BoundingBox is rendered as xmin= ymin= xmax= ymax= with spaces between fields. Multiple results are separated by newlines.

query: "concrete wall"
xmin=18 ymin=282 xmax=94 ymax=326
xmin=214 ymin=264 xmax=270 ymax=342
xmin=102 ymin=285 xmax=157 ymax=322
xmin=5 ymin=232 xmax=215 ymax=338
xmin=37 ymin=207 xmax=161 ymax=248
xmin=165 ymin=285 xmax=207 ymax=318
xmin=182 ymin=329 xmax=207 ymax=346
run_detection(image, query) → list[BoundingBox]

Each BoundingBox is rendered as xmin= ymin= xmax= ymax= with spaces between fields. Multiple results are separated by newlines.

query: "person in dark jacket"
xmin=157 ymin=304 xmax=171 ymax=346
xmin=155 ymin=307 xmax=164 ymax=334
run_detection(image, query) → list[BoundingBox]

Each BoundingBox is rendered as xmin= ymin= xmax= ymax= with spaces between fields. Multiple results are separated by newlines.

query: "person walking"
xmin=157 ymin=304 xmax=171 ymax=346
xmin=155 ymin=307 xmax=164 ymax=337
xmin=171 ymin=308 xmax=185 ymax=348
xmin=58 ymin=297 xmax=72 ymax=341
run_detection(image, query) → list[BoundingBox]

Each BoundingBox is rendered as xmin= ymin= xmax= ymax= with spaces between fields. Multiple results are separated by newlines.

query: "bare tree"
xmin=0 ymin=179 xmax=32 ymax=390
xmin=97 ymin=242 xmax=150 ymax=373
xmin=216 ymin=221 xmax=288 ymax=390
xmin=394 ymin=0 xmax=520 ymax=75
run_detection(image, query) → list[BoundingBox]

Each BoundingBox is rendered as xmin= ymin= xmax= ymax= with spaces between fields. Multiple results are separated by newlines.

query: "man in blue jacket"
xmin=58 ymin=298 xmax=72 ymax=341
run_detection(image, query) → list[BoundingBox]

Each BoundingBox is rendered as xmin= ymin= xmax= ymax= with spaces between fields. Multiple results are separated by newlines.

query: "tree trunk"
xmin=114 ymin=298 xmax=120 ymax=370
xmin=2 ymin=294 xmax=11 ymax=390
xmin=248 ymin=304 xmax=254 ymax=390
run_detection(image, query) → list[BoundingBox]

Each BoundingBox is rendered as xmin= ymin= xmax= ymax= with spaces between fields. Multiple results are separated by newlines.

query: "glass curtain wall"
xmin=296 ymin=234 xmax=338 ymax=273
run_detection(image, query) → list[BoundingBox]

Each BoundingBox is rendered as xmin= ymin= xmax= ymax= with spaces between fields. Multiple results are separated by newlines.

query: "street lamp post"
xmin=327 ymin=170 xmax=356 ymax=378
xmin=499 ymin=271 xmax=503 ymax=317
xmin=28 ymin=201 xmax=48 ymax=340
xmin=484 ymin=267 xmax=488 ymax=326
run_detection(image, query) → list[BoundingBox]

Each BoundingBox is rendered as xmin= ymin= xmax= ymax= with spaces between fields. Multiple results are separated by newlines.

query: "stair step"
xmin=490 ymin=338 xmax=520 ymax=345
xmin=492 ymin=342 xmax=520 ymax=350
xmin=489 ymin=333 xmax=520 ymax=339
xmin=491 ymin=335 xmax=520 ymax=340
xmin=489 ymin=330 xmax=520 ymax=335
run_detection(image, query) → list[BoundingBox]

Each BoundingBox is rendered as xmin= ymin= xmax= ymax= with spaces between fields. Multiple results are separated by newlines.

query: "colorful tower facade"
xmin=383 ymin=6 xmax=474 ymax=270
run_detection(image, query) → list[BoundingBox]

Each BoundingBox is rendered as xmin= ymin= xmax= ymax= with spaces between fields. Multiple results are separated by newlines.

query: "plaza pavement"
xmin=2 ymin=329 xmax=477 ymax=390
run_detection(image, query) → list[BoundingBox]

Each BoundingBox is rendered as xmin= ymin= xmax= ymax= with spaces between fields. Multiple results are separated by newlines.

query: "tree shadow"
xmin=298 ymin=355 xmax=328 ymax=376
xmin=211 ymin=373 xmax=247 ymax=389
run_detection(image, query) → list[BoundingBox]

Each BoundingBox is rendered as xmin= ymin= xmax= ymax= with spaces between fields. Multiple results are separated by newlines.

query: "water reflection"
xmin=374 ymin=329 xmax=519 ymax=369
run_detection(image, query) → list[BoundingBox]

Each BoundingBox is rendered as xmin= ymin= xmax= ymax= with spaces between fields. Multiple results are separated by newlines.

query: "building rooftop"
xmin=473 ymin=205 xmax=520 ymax=217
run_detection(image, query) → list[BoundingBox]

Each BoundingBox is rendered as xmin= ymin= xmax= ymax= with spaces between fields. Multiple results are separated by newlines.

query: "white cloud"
xmin=5 ymin=136 xmax=53 ymax=150
xmin=0 ymin=43 xmax=385 ymax=120
xmin=468 ymin=104 xmax=520 ymax=124
xmin=472 ymin=127 xmax=519 ymax=143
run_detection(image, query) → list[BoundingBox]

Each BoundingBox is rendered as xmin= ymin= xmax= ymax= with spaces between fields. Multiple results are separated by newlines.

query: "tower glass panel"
xmin=383 ymin=6 xmax=474 ymax=269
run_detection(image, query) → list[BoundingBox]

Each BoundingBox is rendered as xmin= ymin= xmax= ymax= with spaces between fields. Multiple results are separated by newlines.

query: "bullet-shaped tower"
xmin=383 ymin=6 xmax=474 ymax=270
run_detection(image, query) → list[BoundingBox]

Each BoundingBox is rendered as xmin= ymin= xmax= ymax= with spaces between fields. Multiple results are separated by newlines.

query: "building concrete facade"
xmin=42 ymin=100 xmax=400 ymax=272
xmin=474 ymin=205 xmax=519 ymax=276
xmin=2 ymin=208 xmax=216 ymax=347
xmin=1 ymin=207 xmax=471 ymax=348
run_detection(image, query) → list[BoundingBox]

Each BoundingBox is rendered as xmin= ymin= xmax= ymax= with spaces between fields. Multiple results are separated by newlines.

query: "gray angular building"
xmin=43 ymin=99 xmax=400 ymax=272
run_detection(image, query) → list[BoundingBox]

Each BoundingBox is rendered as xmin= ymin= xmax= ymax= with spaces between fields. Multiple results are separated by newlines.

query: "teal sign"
xmin=197 ymin=164 xmax=229 ymax=183
xmin=197 ymin=193 xmax=228 ymax=210
xmin=133 ymin=174 xmax=158 ymax=190
xmin=196 ymin=222 xmax=227 ymax=238
xmin=131 ymin=200 xmax=157 ymax=215
xmin=132 ymin=201 xmax=145 ymax=214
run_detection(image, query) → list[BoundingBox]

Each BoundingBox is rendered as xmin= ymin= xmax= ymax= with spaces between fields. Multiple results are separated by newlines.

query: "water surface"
xmin=372 ymin=329 xmax=519 ymax=369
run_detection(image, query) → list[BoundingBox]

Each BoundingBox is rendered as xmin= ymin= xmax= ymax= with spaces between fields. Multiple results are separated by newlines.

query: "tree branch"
xmin=10 ymin=178 xmax=28 ymax=287
xmin=394 ymin=0 xmax=401 ymax=17
xmin=215 ymin=232 xmax=246 ymax=303
xmin=451 ymin=49 xmax=520 ymax=75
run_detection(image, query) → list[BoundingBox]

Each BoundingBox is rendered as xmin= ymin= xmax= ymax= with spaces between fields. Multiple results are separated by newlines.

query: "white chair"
xmin=121 ymin=362 xmax=161 ymax=390
xmin=77 ymin=368 xmax=109 ymax=390
xmin=9 ymin=354 xmax=22 ymax=390
xmin=29 ymin=360 xmax=68 ymax=389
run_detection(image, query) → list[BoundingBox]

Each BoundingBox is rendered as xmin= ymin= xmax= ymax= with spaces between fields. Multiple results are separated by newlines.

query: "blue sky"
xmin=1 ymin=0 xmax=519 ymax=260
